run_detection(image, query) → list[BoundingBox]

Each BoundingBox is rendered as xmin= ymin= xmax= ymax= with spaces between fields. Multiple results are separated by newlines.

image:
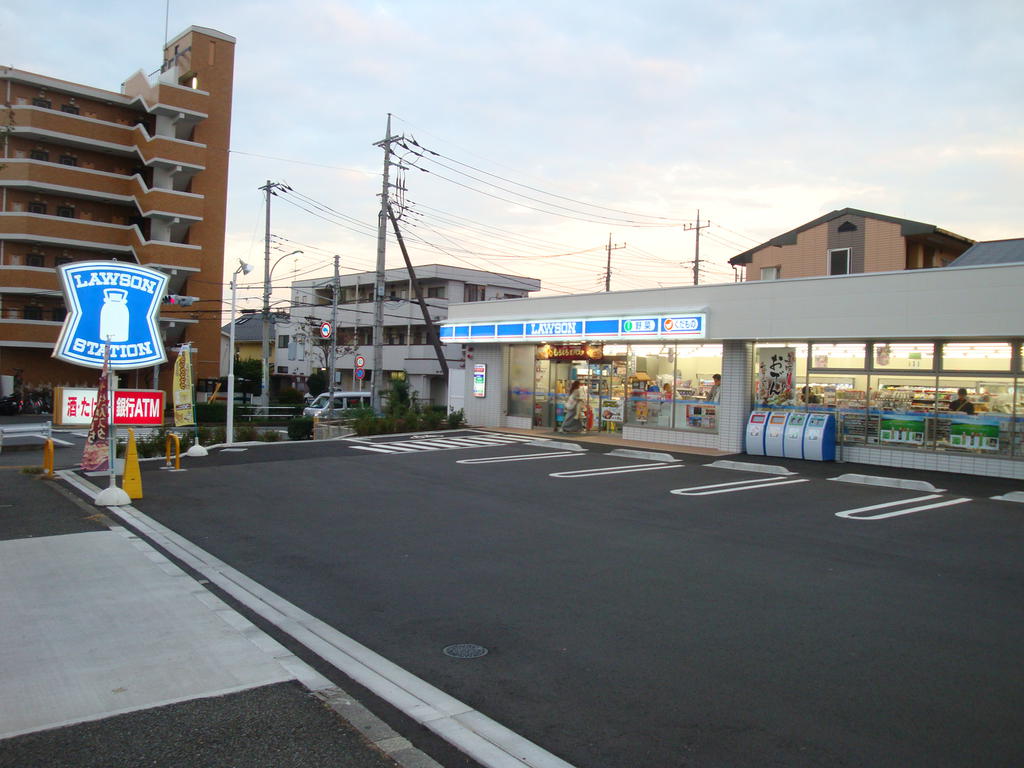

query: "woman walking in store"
xmin=560 ymin=380 xmax=587 ymax=433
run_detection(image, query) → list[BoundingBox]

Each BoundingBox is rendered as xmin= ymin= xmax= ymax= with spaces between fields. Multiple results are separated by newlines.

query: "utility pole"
xmin=683 ymin=209 xmax=710 ymax=286
xmin=258 ymin=179 xmax=285 ymax=409
xmin=327 ymin=254 xmax=340 ymax=418
xmin=371 ymin=114 xmax=395 ymax=414
xmin=604 ymin=233 xmax=626 ymax=292
xmin=387 ymin=203 xmax=448 ymax=376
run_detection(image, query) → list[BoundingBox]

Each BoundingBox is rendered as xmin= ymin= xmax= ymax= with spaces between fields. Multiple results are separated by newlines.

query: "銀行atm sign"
xmin=54 ymin=387 xmax=165 ymax=426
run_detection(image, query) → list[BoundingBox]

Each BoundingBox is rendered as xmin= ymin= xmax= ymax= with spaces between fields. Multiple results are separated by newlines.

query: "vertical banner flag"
xmin=82 ymin=348 xmax=110 ymax=471
xmin=173 ymin=345 xmax=196 ymax=427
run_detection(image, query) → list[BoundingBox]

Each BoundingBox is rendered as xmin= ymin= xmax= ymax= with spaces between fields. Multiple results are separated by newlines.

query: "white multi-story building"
xmin=287 ymin=264 xmax=541 ymax=405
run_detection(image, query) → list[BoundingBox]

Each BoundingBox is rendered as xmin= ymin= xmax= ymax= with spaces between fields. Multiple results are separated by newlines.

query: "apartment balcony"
xmin=0 ymin=265 xmax=61 ymax=292
xmin=10 ymin=106 xmax=207 ymax=172
xmin=0 ymin=213 xmax=203 ymax=270
xmin=0 ymin=317 xmax=61 ymax=348
xmin=123 ymin=71 xmax=210 ymax=120
xmin=0 ymin=160 xmax=205 ymax=220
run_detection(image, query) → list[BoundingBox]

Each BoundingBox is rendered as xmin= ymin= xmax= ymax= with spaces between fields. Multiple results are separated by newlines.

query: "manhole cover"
xmin=443 ymin=643 xmax=488 ymax=659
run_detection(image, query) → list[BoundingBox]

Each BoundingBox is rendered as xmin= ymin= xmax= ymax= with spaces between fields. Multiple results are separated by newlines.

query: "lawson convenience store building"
xmin=440 ymin=262 xmax=1024 ymax=479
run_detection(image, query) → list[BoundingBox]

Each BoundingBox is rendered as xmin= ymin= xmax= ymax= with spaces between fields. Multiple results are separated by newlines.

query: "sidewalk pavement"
xmin=0 ymin=468 xmax=440 ymax=768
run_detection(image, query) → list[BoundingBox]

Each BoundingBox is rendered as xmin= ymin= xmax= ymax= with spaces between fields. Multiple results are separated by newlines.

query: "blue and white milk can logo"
xmin=53 ymin=261 xmax=169 ymax=370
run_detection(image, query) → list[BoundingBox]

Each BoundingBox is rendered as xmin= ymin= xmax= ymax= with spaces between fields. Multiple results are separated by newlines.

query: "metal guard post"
xmin=164 ymin=433 xmax=181 ymax=471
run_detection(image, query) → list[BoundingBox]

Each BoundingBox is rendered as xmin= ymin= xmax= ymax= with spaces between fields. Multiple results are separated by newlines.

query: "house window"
xmin=52 ymin=307 xmax=67 ymax=322
xmin=760 ymin=266 xmax=781 ymax=281
xmin=26 ymin=253 xmax=45 ymax=268
xmin=464 ymin=284 xmax=485 ymax=302
xmin=61 ymin=104 xmax=80 ymax=115
xmin=28 ymin=202 xmax=47 ymax=214
xmin=277 ymin=334 xmax=289 ymax=347
xmin=23 ymin=306 xmax=43 ymax=321
xmin=56 ymin=205 xmax=75 ymax=218
xmin=54 ymin=255 xmax=73 ymax=267
xmin=59 ymin=154 xmax=78 ymax=166
xmin=276 ymin=365 xmax=288 ymax=374
xmin=828 ymin=248 xmax=851 ymax=276
xmin=30 ymin=149 xmax=49 ymax=162
xmin=426 ymin=286 xmax=445 ymax=299
xmin=837 ymin=221 xmax=857 ymax=233
xmin=32 ymin=97 xmax=52 ymax=109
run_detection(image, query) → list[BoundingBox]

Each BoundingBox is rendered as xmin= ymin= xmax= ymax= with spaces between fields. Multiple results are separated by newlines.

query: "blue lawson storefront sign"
xmin=439 ymin=313 xmax=706 ymax=343
xmin=53 ymin=261 xmax=169 ymax=370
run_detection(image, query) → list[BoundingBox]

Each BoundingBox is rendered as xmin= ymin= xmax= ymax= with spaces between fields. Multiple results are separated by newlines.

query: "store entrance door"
xmin=533 ymin=359 xmax=624 ymax=432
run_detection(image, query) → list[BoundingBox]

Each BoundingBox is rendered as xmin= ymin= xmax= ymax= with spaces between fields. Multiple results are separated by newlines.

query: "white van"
xmin=302 ymin=391 xmax=372 ymax=418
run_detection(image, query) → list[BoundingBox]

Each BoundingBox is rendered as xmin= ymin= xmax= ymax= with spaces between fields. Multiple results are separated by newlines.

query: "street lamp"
xmin=261 ymin=249 xmax=302 ymax=409
xmin=227 ymin=259 xmax=254 ymax=446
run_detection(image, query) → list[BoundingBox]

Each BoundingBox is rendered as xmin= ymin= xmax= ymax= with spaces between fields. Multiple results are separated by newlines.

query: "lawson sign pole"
xmin=53 ymin=261 xmax=170 ymax=506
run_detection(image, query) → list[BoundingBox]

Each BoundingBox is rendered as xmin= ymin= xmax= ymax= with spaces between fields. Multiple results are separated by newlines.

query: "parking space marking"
xmin=670 ymin=476 xmax=809 ymax=496
xmin=550 ymin=462 xmax=686 ymax=478
xmin=835 ymin=494 xmax=971 ymax=520
xmin=347 ymin=433 xmax=538 ymax=455
xmin=457 ymin=451 xmax=584 ymax=465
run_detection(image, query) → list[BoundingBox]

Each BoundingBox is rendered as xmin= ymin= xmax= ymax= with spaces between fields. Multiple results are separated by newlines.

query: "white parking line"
xmin=670 ymin=476 xmax=809 ymax=496
xmin=550 ymin=463 xmax=685 ymax=478
xmin=835 ymin=495 xmax=971 ymax=520
xmin=457 ymin=452 xmax=584 ymax=465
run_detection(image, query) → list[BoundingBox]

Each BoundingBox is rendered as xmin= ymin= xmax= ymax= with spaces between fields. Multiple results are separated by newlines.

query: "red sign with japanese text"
xmin=112 ymin=390 xmax=165 ymax=425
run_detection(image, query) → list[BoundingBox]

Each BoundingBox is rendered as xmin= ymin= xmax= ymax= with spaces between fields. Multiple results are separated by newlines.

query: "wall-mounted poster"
xmin=472 ymin=363 xmax=487 ymax=398
xmin=757 ymin=347 xmax=795 ymax=406
xmin=879 ymin=415 xmax=926 ymax=445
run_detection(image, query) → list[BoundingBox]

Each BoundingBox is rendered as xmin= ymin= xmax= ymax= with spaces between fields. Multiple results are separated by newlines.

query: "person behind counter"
xmin=706 ymin=374 xmax=721 ymax=402
xmin=949 ymin=388 xmax=975 ymax=414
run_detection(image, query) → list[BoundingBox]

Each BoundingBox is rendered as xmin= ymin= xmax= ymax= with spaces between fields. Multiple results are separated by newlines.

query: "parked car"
xmin=302 ymin=391 xmax=371 ymax=418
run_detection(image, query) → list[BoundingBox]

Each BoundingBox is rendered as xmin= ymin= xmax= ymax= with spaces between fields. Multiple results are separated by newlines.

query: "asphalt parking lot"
xmin=47 ymin=429 xmax=1019 ymax=768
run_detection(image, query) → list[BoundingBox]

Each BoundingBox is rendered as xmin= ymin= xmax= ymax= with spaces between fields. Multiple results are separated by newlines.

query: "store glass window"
xmin=625 ymin=344 xmax=676 ymax=428
xmin=936 ymin=376 xmax=1015 ymax=457
xmin=866 ymin=374 xmax=939 ymax=448
xmin=753 ymin=343 xmax=807 ymax=407
xmin=507 ymin=345 xmax=534 ymax=419
xmin=872 ymin=343 xmax=934 ymax=370
xmin=672 ymin=344 xmax=722 ymax=431
xmin=810 ymin=343 xmax=865 ymax=369
xmin=940 ymin=343 xmax=1012 ymax=373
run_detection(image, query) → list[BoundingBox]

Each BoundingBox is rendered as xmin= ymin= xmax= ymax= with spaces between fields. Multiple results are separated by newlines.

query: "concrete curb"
xmin=990 ymin=491 xmax=1024 ymax=503
xmin=608 ymin=449 xmax=679 ymax=463
xmin=526 ymin=439 xmax=587 ymax=452
xmin=707 ymin=460 xmax=796 ymax=476
xmin=830 ymin=473 xmax=946 ymax=493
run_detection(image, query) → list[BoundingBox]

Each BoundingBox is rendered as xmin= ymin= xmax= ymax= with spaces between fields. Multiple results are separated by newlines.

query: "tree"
xmin=303 ymin=316 xmax=356 ymax=386
xmin=307 ymin=371 xmax=326 ymax=397
xmin=234 ymin=358 xmax=263 ymax=396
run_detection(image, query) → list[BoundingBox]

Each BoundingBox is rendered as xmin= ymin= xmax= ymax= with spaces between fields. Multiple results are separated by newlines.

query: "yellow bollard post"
xmin=43 ymin=438 xmax=54 ymax=477
xmin=123 ymin=428 xmax=143 ymax=500
xmin=164 ymin=433 xmax=181 ymax=471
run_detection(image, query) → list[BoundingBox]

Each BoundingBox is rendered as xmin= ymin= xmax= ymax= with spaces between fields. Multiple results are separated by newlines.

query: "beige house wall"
xmin=864 ymin=218 xmax=905 ymax=271
xmin=746 ymin=223 xmax=828 ymax=280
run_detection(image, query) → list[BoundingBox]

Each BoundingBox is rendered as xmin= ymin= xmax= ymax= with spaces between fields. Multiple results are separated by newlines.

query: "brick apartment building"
xmin=0 ymin=25 xmax=234 ymax=395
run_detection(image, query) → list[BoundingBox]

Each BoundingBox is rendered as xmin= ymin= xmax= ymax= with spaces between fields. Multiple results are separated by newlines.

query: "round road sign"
xmin=354 ymin=367 xmax=366 ymax=380
xmin=354 ymin=355 xmax=366 ymax=368
xmin=318 ymin=321 xmax=333 ymax=339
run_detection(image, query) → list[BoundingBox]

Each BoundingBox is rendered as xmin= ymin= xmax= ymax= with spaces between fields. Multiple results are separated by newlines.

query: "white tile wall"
xmin=462 ymin=345 xmax=507 ymax=427
xmin=842 ymin=445 xmax=1024 ymax=480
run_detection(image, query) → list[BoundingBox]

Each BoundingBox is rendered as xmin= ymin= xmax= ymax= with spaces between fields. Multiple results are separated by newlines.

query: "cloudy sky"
xmin=5 ymin=0 xmax=1022 ymax=310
